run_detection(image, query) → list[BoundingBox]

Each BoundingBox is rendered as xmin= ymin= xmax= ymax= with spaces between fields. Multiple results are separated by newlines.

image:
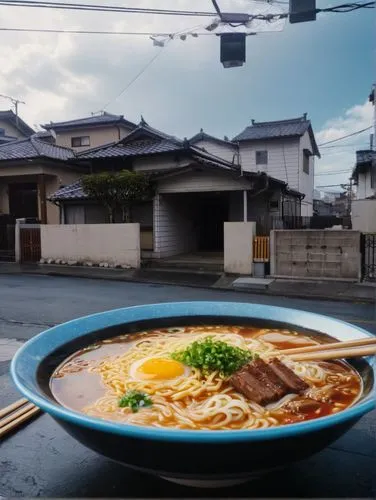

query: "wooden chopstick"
xmin=0 ymin=402 xmax=36 ymax=428
xmin=0 ymin=406 xmax=40 ymax=439
xmin=0 ymin=397 xmax=28 ymax=419
xmin=276 ymin=337 xmax=376 ymax=356
xmin=289 ymin=345 xmax=376 ymax=362
xmin=0 ymin=398 xmax=41 ymax=439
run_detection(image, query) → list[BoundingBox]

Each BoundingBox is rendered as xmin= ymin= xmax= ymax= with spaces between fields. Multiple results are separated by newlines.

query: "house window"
xmin=303 ymin=149 xmax=311 ymax=174
xmin=71 ymin=136 xmax=90 ymax=147
xmin=256 ymin=150 xmax=268 ymax=165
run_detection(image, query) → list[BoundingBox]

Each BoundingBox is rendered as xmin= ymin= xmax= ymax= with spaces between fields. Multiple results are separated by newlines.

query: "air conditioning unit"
xmin=220 ymin=33 xmax=246 ymax=68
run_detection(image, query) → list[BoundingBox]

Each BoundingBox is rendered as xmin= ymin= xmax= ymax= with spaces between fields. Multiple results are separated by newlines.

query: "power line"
xmin=314 ymin=170 xmax=352 ymax=176
xmin=318 ymin=126 xmax=373 ymax=146
xmin=0 ymin=0 xmax=216 ymax=16
xmin=0 ymin=26 xmax=217 ymax=36
xmin=101 ymin=42 xmax=170 ymax=110
xmin=320 ymin=143 xmax=370 ymax=149
xmin=0 ymin=0 xmax=372 ymax=19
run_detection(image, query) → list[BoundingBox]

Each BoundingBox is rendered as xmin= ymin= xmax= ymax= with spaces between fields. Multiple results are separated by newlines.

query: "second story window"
xmin=256 ymin=150 xmax=268 ymax=165
xmin=303 ymin=149 xmax=311 ymax=174
xmin=71 ymin=136 xmax=90 ymax=147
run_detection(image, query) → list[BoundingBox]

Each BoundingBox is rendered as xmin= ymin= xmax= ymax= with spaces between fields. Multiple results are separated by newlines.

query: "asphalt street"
xmin=0 ymin=274 xmax=375 ymax=497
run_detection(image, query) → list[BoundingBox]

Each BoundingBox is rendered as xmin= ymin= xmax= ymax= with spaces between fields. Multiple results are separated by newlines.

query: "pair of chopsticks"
xmin=277 ymin=337 xmax=376 ymax=362
xmin=0 ymin=398 xmax=40 ymax=439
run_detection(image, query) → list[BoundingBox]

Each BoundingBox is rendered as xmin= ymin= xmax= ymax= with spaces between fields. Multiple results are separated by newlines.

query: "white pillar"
xmin=15 ymin=218 xmax=25 ymax=263
xmin=243 ymin=190 xmax=248 ymax=222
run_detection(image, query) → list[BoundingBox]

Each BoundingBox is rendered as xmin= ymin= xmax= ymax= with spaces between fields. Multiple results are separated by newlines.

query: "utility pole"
xmin=0 ymin=93 xmax=25 ymax=126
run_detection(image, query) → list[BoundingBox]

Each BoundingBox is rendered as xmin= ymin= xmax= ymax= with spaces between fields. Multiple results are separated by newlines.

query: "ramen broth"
xmin=50 ymin=326 xmax=362 ymax=430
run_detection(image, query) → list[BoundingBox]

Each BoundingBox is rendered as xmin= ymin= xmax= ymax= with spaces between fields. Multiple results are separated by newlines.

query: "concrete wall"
xmin=270 ymin=229 xmax=361 ymax=280
xmin=352 ymin=199 xmax=376 ymax=232
xmin=41 ymin=223 xmax=140 ymax=267
xmin=224 ymin=222 xmax=256 ymax=274
xmin=153 ymin=194 xmax=197 ymax=258
xmin=53 ymin=124 xmax=133 ymax=151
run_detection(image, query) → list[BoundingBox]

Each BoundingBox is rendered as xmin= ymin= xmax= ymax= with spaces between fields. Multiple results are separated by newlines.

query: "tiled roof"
xmin=42 ymin=111 xmax=137 ymax=131
xmin=189 ymin=130 xmax=234 ymax=147
xmin=233 ymin=116 xmax=320 ymax=157
xmin=50 ymin=150 xmax=237 ymax=201
xmin=0 ymin=135 xmax=75 ymax=161
xmin=233 ymin=116 xmax=310 ymax=141
xmin=50 ymin=180 xmax=84 ymax=201
xmin=0 ymin=110 xmax=35 ymax=137
xmin=77 ymin=138 xmax=182 ymax=159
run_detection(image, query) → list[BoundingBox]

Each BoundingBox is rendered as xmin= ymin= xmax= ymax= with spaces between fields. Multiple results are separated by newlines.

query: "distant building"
xmin=313 ymin=198 xmax=333 ymax=216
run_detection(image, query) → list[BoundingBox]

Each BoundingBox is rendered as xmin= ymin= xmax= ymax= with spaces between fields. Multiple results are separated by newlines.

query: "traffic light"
xmin=220 ymin=33 xmax=246 ymax=68
xmin=289 ymin=0 xmax=316 ymax=23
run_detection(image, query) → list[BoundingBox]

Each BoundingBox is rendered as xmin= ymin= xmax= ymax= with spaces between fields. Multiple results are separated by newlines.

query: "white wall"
xmin=153 ymin=194 xmax=197 ymax=258
xmin=352 ymin=199 xmax=376 ymax=232
xmin=298 ymin=130 xmax=314 ymax=216
xmin=41 ymin=224 xmax=140 ymax=267
xmin=356 ymin=170 xmax=375 ymax=199
xmin=238 ymin=136 xmax=313 ymax=215
xmin=157 ymin=169 xmax=252 ymax=193
xmin=192 ymin=139 xmax=237 ymax=163
xmin=224 ymin=222 xmax=256 ymax=274
xmin=238 ymin=137 xmax=300 ymax=185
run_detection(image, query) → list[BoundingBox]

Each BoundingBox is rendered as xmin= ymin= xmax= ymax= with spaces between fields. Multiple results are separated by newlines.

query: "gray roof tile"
xmin=233 ymin=117 xmax=310 ymax=141
xmin=77 ymin=138 xmax=182 ymax=159
xmin=0 ymin=135 xmax=75 ymax=161
xmin=42 ymin=111 xmax=137 ymax=131
xmin=189 ymin=130 xmax=234 ymax=147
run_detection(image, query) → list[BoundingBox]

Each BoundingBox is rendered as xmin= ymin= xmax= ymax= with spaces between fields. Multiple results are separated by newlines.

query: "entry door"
xmin=199 ymin=196 xmax=228 ymax=251
xmin=8 ymin=183 xmax=38 ymax=219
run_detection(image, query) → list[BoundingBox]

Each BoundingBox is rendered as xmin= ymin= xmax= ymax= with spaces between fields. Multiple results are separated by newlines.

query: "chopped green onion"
xmin=118 ymin=390 xmax=152 ymax=412
xmin=171 ymin=337 xmax=253 ymax=377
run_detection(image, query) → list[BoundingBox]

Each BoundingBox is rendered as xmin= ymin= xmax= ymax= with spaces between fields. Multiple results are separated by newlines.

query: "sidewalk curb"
xmin=0 ymin=263 xmax=374 ymax=304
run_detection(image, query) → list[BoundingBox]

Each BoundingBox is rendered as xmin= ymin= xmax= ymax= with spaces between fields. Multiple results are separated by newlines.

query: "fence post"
xmin=269 ymin=230 xmax=276 ymax=276
xmin=14 ymin=218 xmax=25 ymax=263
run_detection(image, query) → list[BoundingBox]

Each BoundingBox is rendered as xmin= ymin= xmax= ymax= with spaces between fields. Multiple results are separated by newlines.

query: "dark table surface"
xmin=1 ymin=376 xmax=376 ymax=498
xmin=1 ymin=276 xmax=376 ymax=497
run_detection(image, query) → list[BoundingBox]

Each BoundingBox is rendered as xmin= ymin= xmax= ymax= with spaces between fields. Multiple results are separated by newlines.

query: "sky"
xmin=0 ymin=0 xmax=374 ymax=192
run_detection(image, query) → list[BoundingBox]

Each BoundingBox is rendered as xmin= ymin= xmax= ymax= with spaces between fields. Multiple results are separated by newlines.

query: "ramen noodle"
xmin=51 ymin=326 xmax=362 ymax=430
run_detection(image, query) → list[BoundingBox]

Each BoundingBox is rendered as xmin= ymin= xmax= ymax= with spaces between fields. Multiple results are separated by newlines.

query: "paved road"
xmin=0 ymin=274 xmax=375 ymax=497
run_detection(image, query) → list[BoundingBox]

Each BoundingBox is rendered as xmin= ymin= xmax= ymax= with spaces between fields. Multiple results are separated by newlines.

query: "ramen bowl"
xmin=11 ymin=302 xmax=375 ymax=488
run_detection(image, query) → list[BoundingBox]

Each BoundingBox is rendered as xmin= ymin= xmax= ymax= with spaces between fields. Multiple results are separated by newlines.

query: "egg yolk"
xmin=136 ymin=358 xmax=185 ymax=380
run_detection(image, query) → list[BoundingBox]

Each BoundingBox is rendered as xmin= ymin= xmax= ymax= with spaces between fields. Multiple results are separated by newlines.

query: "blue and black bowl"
xmin=11 ymin=302 xmax=376 ymax=488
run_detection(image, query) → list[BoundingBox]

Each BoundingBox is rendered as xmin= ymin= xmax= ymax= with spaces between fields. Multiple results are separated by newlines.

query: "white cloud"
xmin=314 ymin=100 xmax=374 ymax=193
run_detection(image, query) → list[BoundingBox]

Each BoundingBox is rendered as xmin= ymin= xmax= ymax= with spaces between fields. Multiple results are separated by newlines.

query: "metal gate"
xmin=361 ymin=233 xmax=376 ymax=281
xmin=20 ymin=225 xmax=41 ymax=263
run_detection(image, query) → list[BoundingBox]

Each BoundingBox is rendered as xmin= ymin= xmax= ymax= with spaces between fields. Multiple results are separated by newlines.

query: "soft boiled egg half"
xmin=129 ymin=356 xmax=190 ymax=381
